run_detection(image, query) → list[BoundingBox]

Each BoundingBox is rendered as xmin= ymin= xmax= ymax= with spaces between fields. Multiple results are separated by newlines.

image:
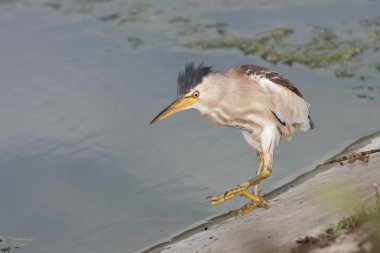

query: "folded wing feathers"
xmin=240 ymin=65 xmax=304 ymax=98
xmin=239 ymin=65 xmax=310 ymax=126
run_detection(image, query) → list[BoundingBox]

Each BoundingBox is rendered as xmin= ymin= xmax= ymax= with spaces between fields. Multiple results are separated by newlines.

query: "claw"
xmin=231 ymin=202 xmax=257 ymax=216
xmin=208 ymin=180 xmax=269 ymax=216
xmin=231 ymin=197 xmax=269 ymax=216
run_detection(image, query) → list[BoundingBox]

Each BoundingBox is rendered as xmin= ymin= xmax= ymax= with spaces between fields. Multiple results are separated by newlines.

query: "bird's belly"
xmin=201 ymin=105 xmax=266 ymax=136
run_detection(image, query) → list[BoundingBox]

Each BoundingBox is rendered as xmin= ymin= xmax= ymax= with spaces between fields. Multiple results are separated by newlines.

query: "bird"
xmin=150 ymin=63 xmax=314 ymax=216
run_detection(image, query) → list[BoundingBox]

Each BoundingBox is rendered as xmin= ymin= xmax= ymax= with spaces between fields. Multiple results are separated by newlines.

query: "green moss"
xmin=99 ymin=13 xmax=120 ymax=22
xmin=312 ymin=27 xmax=336 ymax=41
xmin=177 ymin=23 xmax=228 ymax=36
xmin=127 ymin=2 xmax=150 ymax=16
xmin=127 ymin=36 xmax=144 ymax=49
xmin=185 ymin=27 xmax=367 ymax=72
xmin=120 ymin=17 xmax=139 ymax=23
xmin=352 ymin=86 xmax=376 ymax=92
xmin=376 ymin=63 xmax=380 ymax=72
xmin=360 ymin=17 xmax=380 ymax=28
xmin=360 ymin=17 xmax=380 ymax=50
xmin=113 ymin=2 xmax=150 ymax=24
xmin=335 ymin=69 xmax=355 ymax=78
xmin=168 ymin=16 xmax=191 ymax=24
xmin=351 ymin=85 xmax=380 ymax=100
xmin=283 ymin=47 xmax=363 ymax=68
xmin=186 ymin=37 xmax=249 ymax=50
xmin=29 ymin=1 xmax=380 ymax=79
xmin=42 ymin=2 xmax=61 ymax=9
xmin=357 ymin=94 xmax=374 ymax=99
xmin=216 ymin=27 xmax=226 ymax=35
xmin=255 ymin=28 xmax=294 ymax=43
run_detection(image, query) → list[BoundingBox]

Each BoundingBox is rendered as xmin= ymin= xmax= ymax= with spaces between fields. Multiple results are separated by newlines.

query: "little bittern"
xmin=150 ymin=63 xmax=314 ymax=216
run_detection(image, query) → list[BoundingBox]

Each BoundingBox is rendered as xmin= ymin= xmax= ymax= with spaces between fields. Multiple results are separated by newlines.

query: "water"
xmin=0 ymin=1 xmax=380 ymax=252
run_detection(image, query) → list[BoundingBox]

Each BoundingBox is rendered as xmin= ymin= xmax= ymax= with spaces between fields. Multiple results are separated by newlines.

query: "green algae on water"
xmin=185 ymin=27 xmax=365 ymax=69
xmin=168 ymin=16 xmax=191 ymax=24
xmin=177 ymin=23 xmax=228 ymax=36
xmin=127 ymin=36 xmax=144 ymax=49
xmin=99 ymin=13 xmax=120 ymax=22
xmin=351 ymin=85 xmax=380 ymax=100
xmin=376 ymin=64 xmax=380 ymax=72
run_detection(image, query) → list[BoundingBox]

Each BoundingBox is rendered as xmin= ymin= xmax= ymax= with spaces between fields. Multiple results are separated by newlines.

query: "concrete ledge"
xmin=142 ymin=131 xmax=380 ymax=253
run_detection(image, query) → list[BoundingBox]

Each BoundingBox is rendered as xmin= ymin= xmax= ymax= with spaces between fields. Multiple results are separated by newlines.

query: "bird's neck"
xmin=193 ymin=101 xmax=231 ymax=127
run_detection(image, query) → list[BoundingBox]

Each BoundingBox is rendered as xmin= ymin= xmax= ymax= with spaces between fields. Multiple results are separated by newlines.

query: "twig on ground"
xmin=320 ymin=149 xmax=380 ymax=166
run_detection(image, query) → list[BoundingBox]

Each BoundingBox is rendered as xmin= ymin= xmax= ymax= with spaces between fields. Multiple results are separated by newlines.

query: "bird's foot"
xmin=207 ymin=181 xmax=269 ymax=216
xmin=231 ymin=198 xmax=269 ymax=216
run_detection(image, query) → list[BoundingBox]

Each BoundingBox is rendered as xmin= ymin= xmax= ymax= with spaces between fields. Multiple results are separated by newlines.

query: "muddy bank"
xmin=141 ymin=131 xmax=380 ymax=253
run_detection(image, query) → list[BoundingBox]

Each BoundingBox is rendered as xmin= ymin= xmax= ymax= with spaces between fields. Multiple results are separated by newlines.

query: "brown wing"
xmin=230 ymin=65 xmax=304 ymax=98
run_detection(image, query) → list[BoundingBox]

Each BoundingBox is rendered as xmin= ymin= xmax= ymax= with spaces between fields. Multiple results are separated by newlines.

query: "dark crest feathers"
xmin=177 ymin=63 xmax=212 ymax=97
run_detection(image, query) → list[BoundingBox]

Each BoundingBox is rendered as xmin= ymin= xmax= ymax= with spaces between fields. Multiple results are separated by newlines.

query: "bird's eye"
xmin=193 ymin=91 xmax=200 ymax=98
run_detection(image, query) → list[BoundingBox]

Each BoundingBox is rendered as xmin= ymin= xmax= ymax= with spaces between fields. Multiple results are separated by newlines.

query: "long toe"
xmin=231 ymin=202 xmax=258 ymax=216
xmin=208 ymin=182 xmax=250 ymax=205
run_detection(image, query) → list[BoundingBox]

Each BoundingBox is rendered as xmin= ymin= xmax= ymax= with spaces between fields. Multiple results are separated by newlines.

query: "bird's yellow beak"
xmin=150 ymin=96 xmax=197 ymax=124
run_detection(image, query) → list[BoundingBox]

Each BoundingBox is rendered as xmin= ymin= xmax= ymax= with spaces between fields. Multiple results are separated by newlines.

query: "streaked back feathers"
xmin=229 ymin=65 xmax=304 ymax=98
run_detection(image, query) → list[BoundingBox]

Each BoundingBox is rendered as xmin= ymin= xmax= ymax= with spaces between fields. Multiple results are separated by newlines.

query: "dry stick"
xmin=320 ymin=149 xmax=380 ymax=166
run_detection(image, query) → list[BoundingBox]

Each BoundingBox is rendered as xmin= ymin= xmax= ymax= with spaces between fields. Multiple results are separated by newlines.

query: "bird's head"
xmin=150 ymin=63 xmax=216 ymax=124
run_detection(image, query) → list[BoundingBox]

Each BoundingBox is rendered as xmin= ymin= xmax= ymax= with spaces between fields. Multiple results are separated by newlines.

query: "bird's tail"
xmin=308 ymin=115 xmax=314 ymax=130
xmin=299 ymin=115 xmax=314 ymax=132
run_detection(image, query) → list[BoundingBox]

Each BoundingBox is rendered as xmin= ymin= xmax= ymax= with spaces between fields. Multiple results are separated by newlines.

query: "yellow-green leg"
xmin=231 ymin=164 xmax=271 ymax=216
xmin=208 ymin=152 xmax=272 ymax=216
xmin=253 ymin=152 xmax=264 ymax=195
